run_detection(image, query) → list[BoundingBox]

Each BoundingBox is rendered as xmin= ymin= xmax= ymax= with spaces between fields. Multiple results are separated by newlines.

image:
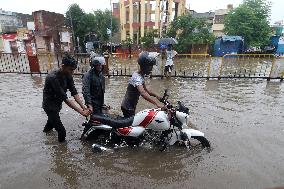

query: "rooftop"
xmin=0 ymin=8 xmax=17 ymax=16
xmin=192 ymin=11 xmax=215 ymax=19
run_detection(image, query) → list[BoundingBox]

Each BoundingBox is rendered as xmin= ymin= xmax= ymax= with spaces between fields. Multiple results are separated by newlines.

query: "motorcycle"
xmin=81 ymin=90 xmax=210 ymax=151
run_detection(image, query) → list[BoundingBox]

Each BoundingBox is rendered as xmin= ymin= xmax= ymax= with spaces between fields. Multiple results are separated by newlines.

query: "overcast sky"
xmin=0 ymin=0 xmax=283 ymax=23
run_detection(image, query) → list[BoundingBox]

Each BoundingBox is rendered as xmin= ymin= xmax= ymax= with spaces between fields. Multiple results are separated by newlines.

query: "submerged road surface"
xmin=0 ymin=74 xmax=284 ymax=189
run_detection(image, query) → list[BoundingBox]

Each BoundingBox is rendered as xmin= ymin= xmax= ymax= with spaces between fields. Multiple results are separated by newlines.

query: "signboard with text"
xmin=60 ymin=32 xmax=71 ymax=43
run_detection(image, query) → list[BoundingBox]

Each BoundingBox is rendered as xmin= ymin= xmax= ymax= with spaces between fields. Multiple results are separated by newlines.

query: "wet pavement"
xmin=0 ymin=73 xmax=284 ymax=189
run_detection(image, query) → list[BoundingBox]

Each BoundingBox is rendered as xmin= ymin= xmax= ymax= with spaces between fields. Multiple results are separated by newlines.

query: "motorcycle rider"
xmin=42 ymin=53 xmax=91 ymax=142
xmin=82 ymin=57 xmax=106 ymax=114
xmin=121 ymin=51 xmax=163 ymax=117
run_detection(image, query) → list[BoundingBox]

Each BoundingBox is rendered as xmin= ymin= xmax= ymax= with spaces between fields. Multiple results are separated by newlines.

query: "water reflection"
xmin=1 ymin=56 xmax=283 ymax=188
xmin=30 ymin=75 xmax=43 ymax=89
xmin=84 ymin=146 xmax=206 ymax=181
xmin=264 ymin=81 xmax=282 ymax=97
xmin=205 ymin=80 xmax=220 ymax=92
xmin=50 ymin=143 xmax=82 ymax=189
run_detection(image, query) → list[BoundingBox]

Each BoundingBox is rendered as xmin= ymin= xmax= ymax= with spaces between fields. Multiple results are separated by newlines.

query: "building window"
xmin=113 ymin=3 xmax=119 ymax=9
xmin=214 ymin=15 xmax=225 ymax=24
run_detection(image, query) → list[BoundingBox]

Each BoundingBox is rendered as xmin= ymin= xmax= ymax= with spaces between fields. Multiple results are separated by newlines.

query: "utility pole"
xmin=160 ymin=0 xmax=165 ymax=38
xmin=69 ymin=10 xmax=76 ymax=54
xmin=110 ymin=0 xmax=113 ymax=54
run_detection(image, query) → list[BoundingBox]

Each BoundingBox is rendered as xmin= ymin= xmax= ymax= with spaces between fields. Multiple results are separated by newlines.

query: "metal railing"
xmin=223 ymin=54 xmax=275 ymax=58
xmin=0 ymin=53 xmax=283 ymax=81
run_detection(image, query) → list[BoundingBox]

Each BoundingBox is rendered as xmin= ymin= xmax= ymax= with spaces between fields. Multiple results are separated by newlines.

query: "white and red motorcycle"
xmin=81 ymin=90 xmax=210 ymax=151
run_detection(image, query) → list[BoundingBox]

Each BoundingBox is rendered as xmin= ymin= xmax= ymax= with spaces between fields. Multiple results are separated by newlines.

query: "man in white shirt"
xmin=121 ymin=52 xmax=163 ymax=117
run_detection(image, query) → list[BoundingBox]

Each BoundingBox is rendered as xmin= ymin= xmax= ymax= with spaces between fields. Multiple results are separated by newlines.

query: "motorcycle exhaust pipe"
xmin=92 ymin=144 xmax=112 ymax=153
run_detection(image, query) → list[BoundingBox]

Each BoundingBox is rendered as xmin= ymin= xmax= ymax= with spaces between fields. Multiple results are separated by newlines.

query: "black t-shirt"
xmin=42 ymin=69 xmax=78 ymax=112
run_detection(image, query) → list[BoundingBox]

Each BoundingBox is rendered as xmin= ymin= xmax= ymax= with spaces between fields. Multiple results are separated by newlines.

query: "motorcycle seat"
xmin=90 ymin=114 xmax=134 ymax=129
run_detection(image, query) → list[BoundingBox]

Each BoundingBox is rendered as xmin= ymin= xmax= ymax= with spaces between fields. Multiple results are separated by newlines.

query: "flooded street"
xmin=0 ymin=73 xmax=284 ymax=189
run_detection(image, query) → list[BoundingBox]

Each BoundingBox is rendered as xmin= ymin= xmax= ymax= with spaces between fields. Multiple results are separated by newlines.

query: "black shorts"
xmin=164 ymin=65 xmax=173 ymax=73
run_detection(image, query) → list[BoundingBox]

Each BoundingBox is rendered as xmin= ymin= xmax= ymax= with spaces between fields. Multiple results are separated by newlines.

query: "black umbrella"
xmin=158 ymin=38 xmax=178 ymax=45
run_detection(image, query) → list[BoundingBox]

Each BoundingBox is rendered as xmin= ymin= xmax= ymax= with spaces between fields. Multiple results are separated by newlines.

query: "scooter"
xmin=81 ymin=90 xmax=210 ymax=151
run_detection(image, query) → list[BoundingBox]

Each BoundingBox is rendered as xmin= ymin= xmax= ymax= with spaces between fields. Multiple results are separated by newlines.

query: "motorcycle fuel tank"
xmin=132 ymin=109 xmax=170 ymax=131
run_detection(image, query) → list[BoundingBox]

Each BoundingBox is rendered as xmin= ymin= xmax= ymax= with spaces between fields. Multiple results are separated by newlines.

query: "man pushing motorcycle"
xmin=121 ymin=51 xmax=164 ymax=118
xmin=42 ymin=53 xmax=91 ymax=143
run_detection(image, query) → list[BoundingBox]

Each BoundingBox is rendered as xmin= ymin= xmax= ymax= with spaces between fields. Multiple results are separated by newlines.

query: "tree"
xmin=65 ymin=4 xmax=119 ymax=51
xmin=224 ymin=0 xmax=272 ymax=47
xmin=122 ymin=37 xmax=133 ymax=58
xmin=140 ymin=29 xmax=159 ymax=48
xmin=65 ymin=4 xmax=86 ymax=50
xmin=93 ymin=10 xmax=119 ymax=42
xmin=167 ymin=14 xmax=215 ymax=53
xmin=121 ymin=37 xmax=133 ymax=48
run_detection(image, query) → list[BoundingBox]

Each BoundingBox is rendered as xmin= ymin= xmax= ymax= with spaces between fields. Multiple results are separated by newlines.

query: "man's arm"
xmin=64 ymin=98 xmax=90 ymax=117
xmin=50 ymin=78 xmax=90 ymax=116
xmin=173 ymin=50 xmax=178 ymax=57
xmin=74 ymin=94 xmax=87 ymax=110
xmin=68 ymin=76 xmax=87 ymax=110
xmin=137 ymin=85 xmax=162 ymax=108
xmin=143 ymin=84 xmax=161 ymax=100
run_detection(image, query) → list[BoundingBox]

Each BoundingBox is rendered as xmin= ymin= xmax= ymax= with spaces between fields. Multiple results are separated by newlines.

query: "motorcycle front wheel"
xmin=191 ymin=136 xmax=211 ymax=148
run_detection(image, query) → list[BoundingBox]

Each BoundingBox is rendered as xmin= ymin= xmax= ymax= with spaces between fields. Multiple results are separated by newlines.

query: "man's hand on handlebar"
xmin=156 ymin=105 xmax=170 ymax=112
xmin=87 ymin=104 xmax=93 ymax=113
xmin=155 ymin=95 xmax=163 ymax=101
xmin=156 ymin=104 xmax=164 ymax=109
xmin=80 ymin=109 xmax=92 ymax=117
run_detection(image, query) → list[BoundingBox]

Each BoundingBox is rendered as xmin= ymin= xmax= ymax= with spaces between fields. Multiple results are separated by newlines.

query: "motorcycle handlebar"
xmin=160 ymin=89 xmax=169 ymax=103
xmin=159 ymin=89 xmax=174 ymax=110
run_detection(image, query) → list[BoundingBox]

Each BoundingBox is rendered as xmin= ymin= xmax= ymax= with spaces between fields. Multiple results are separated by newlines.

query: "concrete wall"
xmin=33 ymin=10 xmax=65 ymax=53
xmin=35 ymin=36 xmax=46 ymax=52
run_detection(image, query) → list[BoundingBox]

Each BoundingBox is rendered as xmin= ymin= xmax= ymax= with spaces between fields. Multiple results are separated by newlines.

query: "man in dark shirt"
xmin=43 ymin=53 xmax=91 ymax=142
xmin=82 ymin=57 xmax=105 ymax=114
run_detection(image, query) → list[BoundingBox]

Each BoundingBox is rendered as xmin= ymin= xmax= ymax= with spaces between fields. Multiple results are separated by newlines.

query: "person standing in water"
xmin=164 ymin=44 xmax=177 ymax=78
xmin=42 ymin=53 xmax=91 ymax=142
xmin=82 ymin=57 xmax=106 ymax=115
xmin=121 ymin=52 xmax=163 ymax=118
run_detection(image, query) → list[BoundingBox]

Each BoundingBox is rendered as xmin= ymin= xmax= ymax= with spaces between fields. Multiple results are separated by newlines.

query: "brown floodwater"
xmin=0 ymin=71 xmax=284 ymax=189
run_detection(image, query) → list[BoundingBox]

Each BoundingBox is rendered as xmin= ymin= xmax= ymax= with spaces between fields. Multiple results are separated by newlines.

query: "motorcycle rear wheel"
xmin=191 ymin=136 xmax=210 ymax=148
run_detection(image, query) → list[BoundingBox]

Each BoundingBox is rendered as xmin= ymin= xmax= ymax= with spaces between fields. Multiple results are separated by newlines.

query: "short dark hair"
xmin=62 ymin=53 xmax=77 ymax=69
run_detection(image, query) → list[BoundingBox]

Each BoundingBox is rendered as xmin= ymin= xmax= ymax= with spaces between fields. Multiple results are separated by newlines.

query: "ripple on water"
xmin=0 ymin=73 xmax=284 ymax=189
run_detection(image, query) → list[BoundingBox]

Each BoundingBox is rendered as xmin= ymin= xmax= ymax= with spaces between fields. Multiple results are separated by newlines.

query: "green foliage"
xmin=140 ymin=29 xmax=158 ymax=48
xmin=121 ymin=37 xmax=133 ymax=48
xmin=93 ymin=10 xmax=119 ymax=42
xmin=167 ymin=14 xmax=215 ymax=53
xmin=65 ymin=4 xmax=86 ymax=47
xmin=65 ymin=4 xmax=119 ymax=49
xmin=224 ymin=0 xmax=272 ymax=47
